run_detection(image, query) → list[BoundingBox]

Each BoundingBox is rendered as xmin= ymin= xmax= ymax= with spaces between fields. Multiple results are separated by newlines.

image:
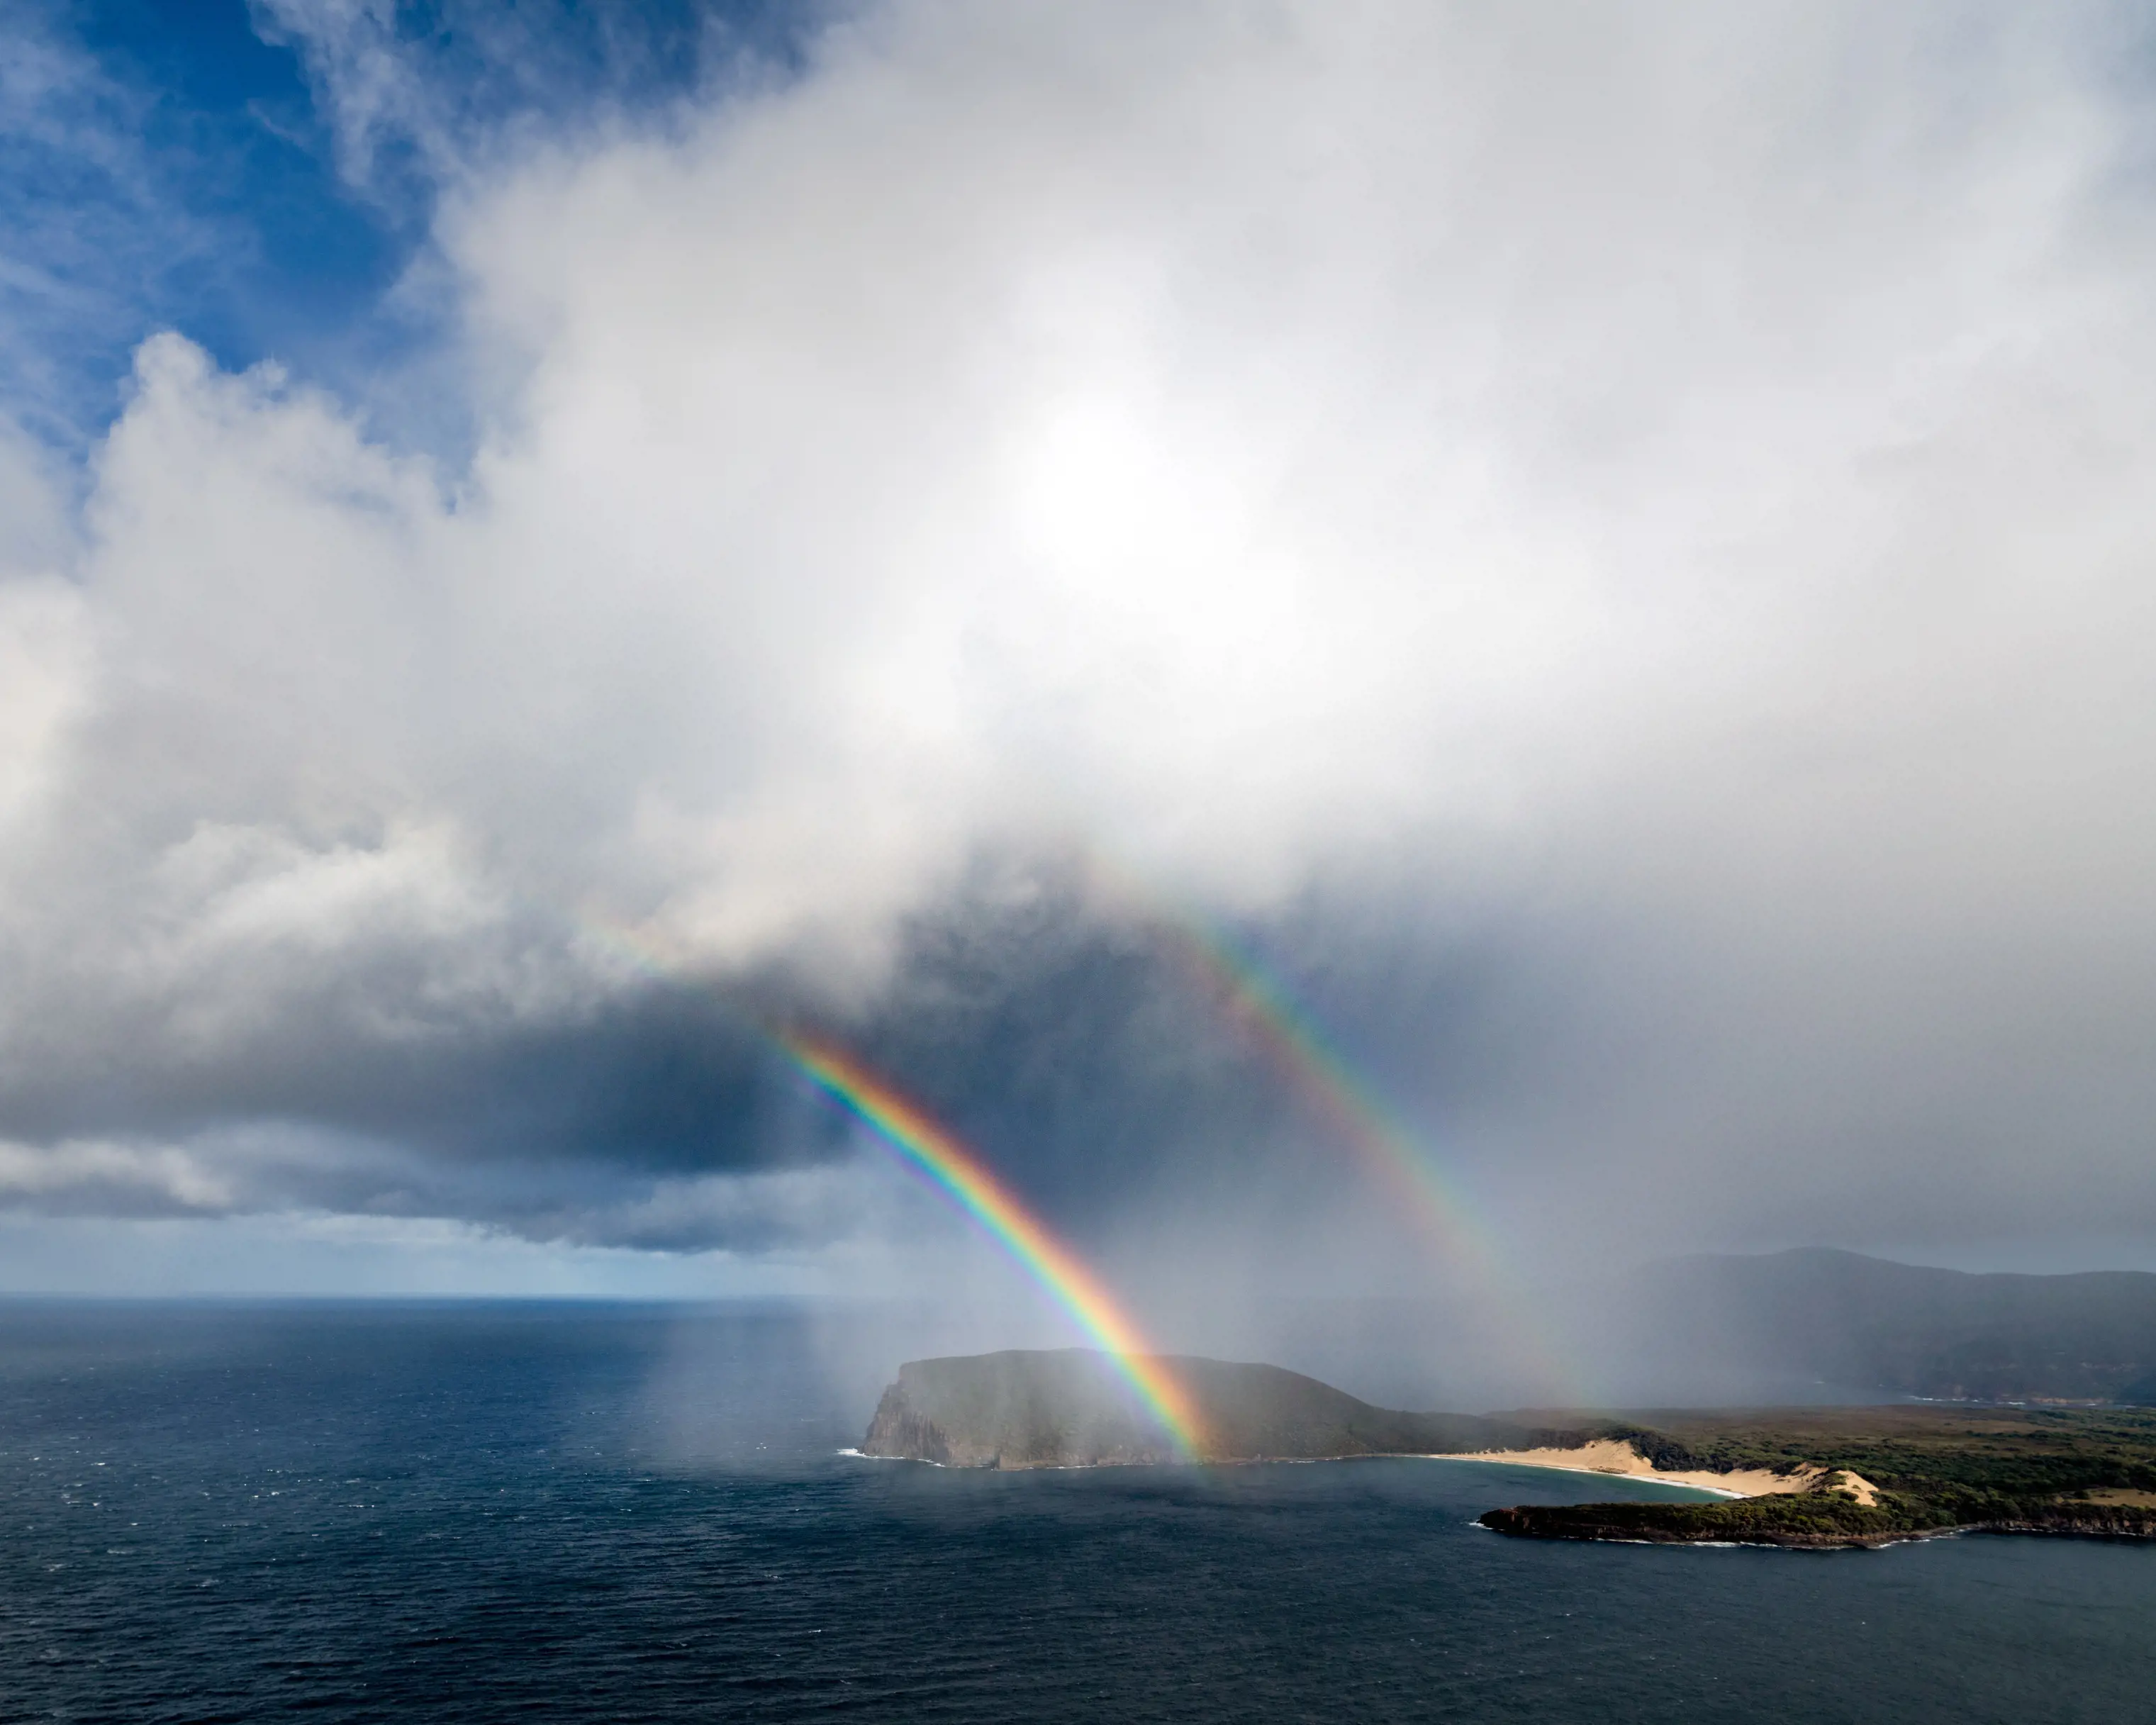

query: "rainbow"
xmin=1159 ymin=922 xmax=1488 ymax=1262
xmin=1132 ymin=904 xmax=1578 ymax=1397
xmin=561 ymin=913 xmax=1209 ymax=1448
xmin=1073 ymin=858 xmax=1500 ymax=1267
xmin=565 ymin=893 xmax=1568 ymax=1399
xmin=778 ymin=1029 xmax=1209 ymax=1458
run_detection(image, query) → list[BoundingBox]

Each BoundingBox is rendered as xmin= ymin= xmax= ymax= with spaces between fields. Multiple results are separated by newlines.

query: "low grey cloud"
xmin=3 ymin=1 xmax=2155 ymax=1287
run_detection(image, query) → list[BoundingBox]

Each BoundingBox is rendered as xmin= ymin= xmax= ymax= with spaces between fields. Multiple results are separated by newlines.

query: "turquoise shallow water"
xmin=2 ymin=1301 xmax=2152 ymax=1723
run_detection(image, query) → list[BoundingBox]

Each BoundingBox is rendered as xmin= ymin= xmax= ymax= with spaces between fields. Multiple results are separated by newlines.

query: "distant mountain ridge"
xmin=1633 ymin=1249 xmax=2156 ymax=1404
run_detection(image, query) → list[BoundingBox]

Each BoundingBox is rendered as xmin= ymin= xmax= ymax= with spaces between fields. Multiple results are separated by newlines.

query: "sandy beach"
xmin=1428 ymin=1439 xmax=1880 ymax=1505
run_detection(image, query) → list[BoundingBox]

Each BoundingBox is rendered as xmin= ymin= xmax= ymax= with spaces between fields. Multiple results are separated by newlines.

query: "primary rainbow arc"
xmin=780 ymin=1031 xmax=1208 ymax=1458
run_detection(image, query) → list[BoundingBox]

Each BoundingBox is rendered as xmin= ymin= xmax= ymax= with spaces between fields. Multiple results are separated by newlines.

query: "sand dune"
xmin=1431 ymin=1440 xmax=1881 ymax=1505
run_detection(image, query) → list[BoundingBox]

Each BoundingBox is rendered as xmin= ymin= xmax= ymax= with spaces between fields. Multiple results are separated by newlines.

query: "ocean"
xmin=2 ymin=1301 xmax=2151 ymax=1724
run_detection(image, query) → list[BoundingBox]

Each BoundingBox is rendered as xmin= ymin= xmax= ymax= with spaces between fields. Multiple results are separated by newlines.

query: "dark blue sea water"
xmin=2 ymin=1302 xmax=2152 ymax=1723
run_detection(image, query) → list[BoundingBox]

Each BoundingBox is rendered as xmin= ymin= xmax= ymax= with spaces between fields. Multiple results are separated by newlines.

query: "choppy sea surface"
xmin=3 ymin=1302 xmax=2153 ymax=1724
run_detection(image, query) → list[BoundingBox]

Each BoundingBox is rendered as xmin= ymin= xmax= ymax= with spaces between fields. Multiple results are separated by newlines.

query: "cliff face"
xmin=862 ymin=1382 xmax=956 ymax=1466
xmin=858 ymin=1349 xmax=1568 ymax=1468
xmin=861 ymin=1351 xmax=1184 ymax=1468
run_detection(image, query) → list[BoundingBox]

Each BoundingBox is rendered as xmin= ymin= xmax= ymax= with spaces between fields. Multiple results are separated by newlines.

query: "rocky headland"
xmin=859 ymin=1348 xmax=1570 ymax=1468
xmin=858 ymin=1349 xmax=2156 ymax=1547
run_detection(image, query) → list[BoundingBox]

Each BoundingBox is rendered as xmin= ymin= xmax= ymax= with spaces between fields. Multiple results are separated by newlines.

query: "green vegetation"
xmin=1482 ymin=1405 xmax=2156 ymax=1546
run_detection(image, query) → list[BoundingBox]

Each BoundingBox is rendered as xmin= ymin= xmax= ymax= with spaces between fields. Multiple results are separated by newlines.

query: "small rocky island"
xmin=861 ymin=1349 xmax=2156 ymax=1547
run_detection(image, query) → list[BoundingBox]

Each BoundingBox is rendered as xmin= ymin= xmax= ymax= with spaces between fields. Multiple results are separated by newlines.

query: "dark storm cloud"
xmin=0 ymin=859 xmax=1340 ymax=1248
xmin=0 ymin=979 xmax=771 ymax=1171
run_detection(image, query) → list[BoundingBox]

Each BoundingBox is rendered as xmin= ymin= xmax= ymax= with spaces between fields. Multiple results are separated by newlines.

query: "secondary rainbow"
xmin=778 ymin=1029 xmax=1208 ymax=1458
xmin=1160 ymin=922 xmax=1492 ymax=1265
xmin=1056 ymin=841 xmax=1587 ymax=1397
xmin=1125 ymin=893 xmax=1580 ymax=1397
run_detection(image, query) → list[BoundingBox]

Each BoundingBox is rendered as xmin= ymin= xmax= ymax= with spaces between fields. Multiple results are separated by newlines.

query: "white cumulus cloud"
xmin=5 ymin=1 xmax=2156 ymax=1272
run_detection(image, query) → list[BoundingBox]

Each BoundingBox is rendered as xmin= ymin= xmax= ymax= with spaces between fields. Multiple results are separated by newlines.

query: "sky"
xmin=3 ymin=0 xmax=2156 ymax=1340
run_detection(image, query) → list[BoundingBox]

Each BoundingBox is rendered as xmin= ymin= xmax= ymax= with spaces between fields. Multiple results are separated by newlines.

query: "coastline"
xmin=844 ymin=1439 xmax=1862 ymax=1499
xmin=1428 ymin=1452 xmax=1744 ymax=1499
xmin=1426 ymin=1441 xmax=1881 ymax=1505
